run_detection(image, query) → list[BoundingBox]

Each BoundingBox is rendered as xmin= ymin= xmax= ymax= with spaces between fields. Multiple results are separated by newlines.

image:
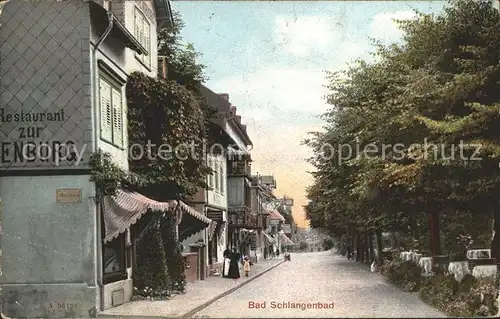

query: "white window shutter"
xmin=214 ymin=159 xmax=219 ymax=191
xmin=144 ymin=20 xmax=151 ymax=65
xmin=111 ymin=88 xmax=123 ymax=147
xmin=100 ymin=79 xmax=112 ymax=141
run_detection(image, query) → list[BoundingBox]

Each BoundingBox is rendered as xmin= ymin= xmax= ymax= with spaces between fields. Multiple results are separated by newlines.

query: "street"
xmin=192 ymin=251 xmax=446 ymax=318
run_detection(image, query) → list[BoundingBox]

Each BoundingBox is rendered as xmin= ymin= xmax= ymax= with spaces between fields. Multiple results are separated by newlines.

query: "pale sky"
xmin=172 ymin=1 xmax=447 ymax=227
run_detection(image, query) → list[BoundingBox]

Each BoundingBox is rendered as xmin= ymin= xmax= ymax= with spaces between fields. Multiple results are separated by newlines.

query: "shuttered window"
xmin=207 ymin=158 xmax=213 ymax=188
xmin=214 ymin=159 xmax=219 ymax=192
xmin=134 ymin=8 xmax=151 ymax=68
xmin=111 ymin=88 xmax=123 ymax=147
xmin=100 ymin=79 xmax=112 ymax=141
xmin=99 ymin=75 xmax=124 ymax=147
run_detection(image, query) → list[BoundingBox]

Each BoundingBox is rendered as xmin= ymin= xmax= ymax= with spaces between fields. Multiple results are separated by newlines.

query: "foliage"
xmin=380 ymin=259 xmax=422 ymax=292
xmin=133 ymin=214 xmax=171 ymax=300
xmin=126 ymin=72 xmax=211 ymax=200
xmin=420 ymin=274 xmax=498 ymax=317
xmin=132 ymin=211 xmax=186 ymax=299
xmin=299 ymin=241 xmax=308 ymax=251
xmin=160 ymin=212 xmax=186 ymax=293
xmin=322 ymin=238 xmax=335 ymax=251
xmin=89 ymin=152 xmax=148 ymax=195
xmin=305 ymin=0 xmax=500 ymax=261
xmin=157 ymin=9 xmax=216 ymax=120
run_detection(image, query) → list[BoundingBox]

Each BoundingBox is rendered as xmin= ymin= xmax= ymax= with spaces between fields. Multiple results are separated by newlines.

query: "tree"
xmin=299 ymin=241 xmax=308 ymax=251
xmin=158 ymin=10 xmax=216 ymax=120
xmin=306 ymin=0 xmax=500 ymax=264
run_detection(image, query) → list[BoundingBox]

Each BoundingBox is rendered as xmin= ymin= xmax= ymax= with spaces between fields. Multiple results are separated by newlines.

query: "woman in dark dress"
xmin=227 ymin=248 xmax=240 ymax=279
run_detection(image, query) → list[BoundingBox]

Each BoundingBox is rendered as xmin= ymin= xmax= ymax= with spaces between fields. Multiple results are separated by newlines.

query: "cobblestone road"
xmin=192 ymin=251 xmax=446 ymax=318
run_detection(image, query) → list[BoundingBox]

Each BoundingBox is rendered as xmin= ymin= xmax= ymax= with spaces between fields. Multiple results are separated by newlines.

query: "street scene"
xmin=193 ymin=251 xmax=444 ymax=318
xmin=0 ymin=0 xmax=500 ymax=318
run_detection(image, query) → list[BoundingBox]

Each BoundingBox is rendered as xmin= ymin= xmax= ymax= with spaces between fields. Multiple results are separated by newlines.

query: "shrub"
xmin=419 ymin=271 xmax=498 ymax=317
xmin=381 ymin=259 xmax=422 ymax=292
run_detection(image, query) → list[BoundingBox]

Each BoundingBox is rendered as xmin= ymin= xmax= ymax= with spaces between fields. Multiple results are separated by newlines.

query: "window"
xmin=219 ymin=162 xmax=224 ymax=194
xmin=103 ymin=235 xmax=127 ymax=283
xmin=208 ymin=158 xmax=213 ymax=188
xmin=214 ymin=159 xmax=219 ymax=192
xmin=99 ymin=75 xmax=123 ymax=147
xmin=134 ymin=8 xmax=151 ymax=68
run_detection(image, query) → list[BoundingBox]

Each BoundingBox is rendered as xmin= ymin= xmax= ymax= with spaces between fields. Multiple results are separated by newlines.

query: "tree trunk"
xmin=429 ymin=211 xmax=441 ymax=267
xmin=356 ymin=233 xmax=361 ymax=262
xmin=491 ymin=208 xmax=500 ymax=264
xmin=369 ymin=233 xmax=375 ymax=263
xmin=362 ymin=233 xmax=367 ymax=263
xmin=376 ymin=231 xmax=383 ymax=264
xmin=363 ymin=231 xmax=369 ymax=263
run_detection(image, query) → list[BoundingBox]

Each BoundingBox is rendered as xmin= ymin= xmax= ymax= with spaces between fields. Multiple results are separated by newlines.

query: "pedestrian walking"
xmin=243 ymin=255 xmax=251 ymax=277
xmin=276 ymin=248 xmax=280 ymax=257
xmin=227 ymin=247 xmax=241 ymax=279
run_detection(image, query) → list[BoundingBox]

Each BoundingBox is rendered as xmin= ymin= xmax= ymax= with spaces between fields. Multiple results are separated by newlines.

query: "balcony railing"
xmin=227 ymin=160 xmax=251 ymax=176
xmin=228 ymin=209 xmax=261 ymax=229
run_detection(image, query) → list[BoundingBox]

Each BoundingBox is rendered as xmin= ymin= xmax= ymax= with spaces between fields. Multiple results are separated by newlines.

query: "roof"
xmin=89 ymin=0 xmax=148 ymax=55
xmin=154 ymin=0 xmax=174 ymax=28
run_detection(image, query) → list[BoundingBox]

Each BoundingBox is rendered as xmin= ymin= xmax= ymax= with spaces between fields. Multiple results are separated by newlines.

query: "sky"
xmin=171 ymin=1 xmax=448 ymax=228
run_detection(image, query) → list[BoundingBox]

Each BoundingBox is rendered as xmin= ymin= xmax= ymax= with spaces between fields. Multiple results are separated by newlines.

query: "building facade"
xmin=0 ymin=1 xmax=177 ymax=317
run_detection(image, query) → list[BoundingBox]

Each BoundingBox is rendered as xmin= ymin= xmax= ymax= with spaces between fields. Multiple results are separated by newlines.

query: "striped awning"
xmin=279 ymin=232 xmax=295 ymax=246
xmin=169 ymin=200 xmax=212 ymax=225
xmin=263 ymin=232 xmax=276 ymax=245
xmin=102 ymin=189 xmax=170 ymax=243
xmin=173 ymin=201 xmax=212 ymax=241
xmin=269 ymin=210 xmax=285 ymax=221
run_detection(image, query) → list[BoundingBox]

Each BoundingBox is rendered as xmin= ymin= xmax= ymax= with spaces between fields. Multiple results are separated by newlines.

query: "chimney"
xmin=219 ymin=93 xmax=229 ymax=101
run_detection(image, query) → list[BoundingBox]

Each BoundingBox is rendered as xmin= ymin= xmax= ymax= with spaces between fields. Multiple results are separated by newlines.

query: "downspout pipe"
xmin=91 ymin=10 xmax=114 ymax=312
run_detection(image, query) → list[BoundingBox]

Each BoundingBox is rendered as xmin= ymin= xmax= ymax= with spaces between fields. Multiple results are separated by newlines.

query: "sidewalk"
xmin=98 ymin=257 xmax=284 ymax=319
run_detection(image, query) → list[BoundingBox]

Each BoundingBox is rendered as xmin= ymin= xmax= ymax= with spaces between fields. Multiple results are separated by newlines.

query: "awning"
xmin=102 ymin=189 xmax=170 ymax=243
xmin=279 ymin=232 xmax=295 ymax=246
xmin=173 ymin=201 xmax=212 ymax=241
xmin=269 ymin=210 xmax=285 ymax=222
xmin=263 ymin=232 xmax=276 ymax=246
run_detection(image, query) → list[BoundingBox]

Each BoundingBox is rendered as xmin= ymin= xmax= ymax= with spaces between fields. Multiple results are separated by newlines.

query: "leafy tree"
xmin=306 ymin=0 xmax=500 ymax=264
xmin=158 ymin=10 xmax=216 ymax=120
xmin=299 ymin=241 xmax=308 ymax=251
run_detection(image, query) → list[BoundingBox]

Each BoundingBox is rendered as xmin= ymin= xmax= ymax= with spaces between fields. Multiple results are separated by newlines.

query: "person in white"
xmin=222 ymin=249 xmax=231 ymax=278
